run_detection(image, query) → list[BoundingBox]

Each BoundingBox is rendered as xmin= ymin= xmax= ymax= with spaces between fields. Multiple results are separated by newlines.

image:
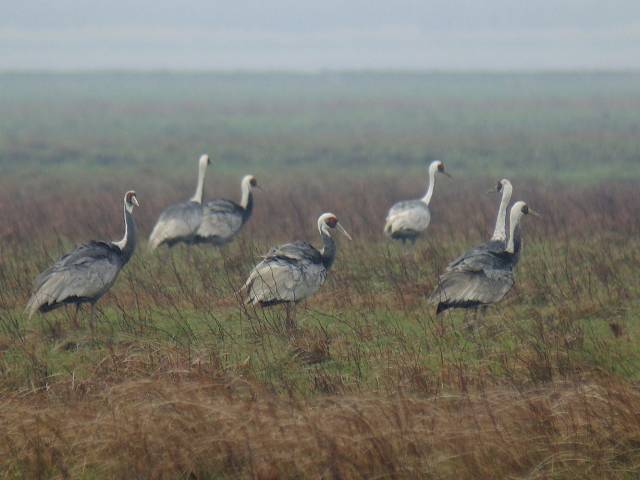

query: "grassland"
xmin=1 ymin=73 xmax=640 ymax=479
xmin=2 ymin=72 xmax=640 ymax=182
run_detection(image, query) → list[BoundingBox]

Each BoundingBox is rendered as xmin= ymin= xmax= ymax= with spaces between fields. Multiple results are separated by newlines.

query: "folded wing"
xmin=27 ymin=242 xmax=122 ymax=317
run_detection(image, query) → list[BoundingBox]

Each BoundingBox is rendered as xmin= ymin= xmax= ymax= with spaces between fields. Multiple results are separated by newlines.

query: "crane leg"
xmin=464 ymin=308 xmax=481 ymax=335
xmin=89 ymin=303 xmax=97 ymax=337
xmin=473 ymin=308 xmax=480 ymax=334
xmin=71 ymin=303 xmax=81 ymax=329
xmin=463 ymin=309 xmax=474 ymax=332
xmin=468 ymin=307 xmax=488 ymax=335
xmin=284 ymin=303 xmax=297 ymax=333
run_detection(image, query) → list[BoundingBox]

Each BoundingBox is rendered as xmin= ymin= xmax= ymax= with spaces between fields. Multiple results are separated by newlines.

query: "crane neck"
xmin=421 ymin=164 xmax=437 ymax=205
xmin=320 ymin=229 xmax=337 ymax=269
xmin=506 ymin=207 xmax=524 ymax=254
xmin=113 ymin=205 xmax=137 ymax=263
xmin=240 ymin=181 xmax=254 ymax=222
xmin=190 ymin=161 xmax=208 ymax=204
xmin=491 ymin=183 xmax=512 ymax=242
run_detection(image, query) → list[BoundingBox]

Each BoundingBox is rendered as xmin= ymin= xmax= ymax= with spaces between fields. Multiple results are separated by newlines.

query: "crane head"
xmin=124 ymin=191 xmax=139 ymax=212
xmin=520 ymin=203 xmax=540 ymax=217
xmin=488 ymin=178 xmax=512 ymax=194
xmin=243 ymin=175 xmax=260 ymax=190
xmin=512 ymin=201 xmax=540 ymax=218
xmin=434 ymin=160 xmax=452 ymax=178
xmin=318 ymin=213 xmax=352 ymax=240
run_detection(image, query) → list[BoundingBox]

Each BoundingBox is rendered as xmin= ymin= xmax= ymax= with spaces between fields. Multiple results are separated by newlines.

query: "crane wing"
xmin=262 ymin=241 xmax=322 ymax=263
xmin=429 ymin=268 xmax=514 ymax=309
xmin=445 ymin=240 xmax=507 ymax=272
xmin=27 ymin=243 xmax=122 ymax=316
xmin=195 ymin=200 xmax=244 ymax=244
xmin=384 ymin=201 xmax=431 ymax=235
xmin=148 ymin=202 xmax=202 ymax=249
xmin=242 ymin=256 xmax=326 ymax=305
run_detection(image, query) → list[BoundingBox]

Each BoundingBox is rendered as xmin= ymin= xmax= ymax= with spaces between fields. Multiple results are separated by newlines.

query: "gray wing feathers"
xmin=446 ymin=241 xmax=507 ymax=272
xmin=148 ymin=202 xmax=202 ymax=249
xmin=242 ymin=241 xmax=325 ymax=305
xmin=242 ymin=257 xmax=326 ymax=305
xmin=384 ymin=201 xmax=431 ymax=235
xmin=429 ymin=269 xmax=514 ymax=307
xmin=263 ymin=241 xmax=322 ymax=263
xmin=26 ymin=250 xmax=121 ymax=317
xmin=196 ymin=201 xmax=243 ymax=244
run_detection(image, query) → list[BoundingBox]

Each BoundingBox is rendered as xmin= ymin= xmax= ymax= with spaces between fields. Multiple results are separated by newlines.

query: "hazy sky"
xmin=2 ymin=0 xmax=639 ymax=70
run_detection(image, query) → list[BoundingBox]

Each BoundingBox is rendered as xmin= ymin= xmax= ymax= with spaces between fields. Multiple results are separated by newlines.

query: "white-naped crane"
xmin=26 ymin=191 xmax=139 ymax=333
xmin=195 ymin=175 xmax=259 ymax=245
xmin=446 ymin=179 xmax=523 ymax=273
xmin=241 ymin=213 xmax=351 ymax=328
xmin=428 ymin=201 xmax=538 ymax=315
xmin=384 ymin=160 xmax=450 ymax=243
xmin=446 ymin=178 xmax=514 ymax=271
xmin=148 ymin=154 xmax=210 ymax=250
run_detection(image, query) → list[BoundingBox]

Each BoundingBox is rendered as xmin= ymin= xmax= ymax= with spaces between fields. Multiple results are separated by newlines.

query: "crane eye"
xmin=522 ymin=205 xmax=529 ymax=214
xmin=437 ymin=163 xmax=445 ymax=171
xmin=326 ymin=217 xmax=338 ymax=228
xmin=250 ymin=178 xmax=257 ymax=187
xmin=496 ymin=182 xmax=502 ymax=191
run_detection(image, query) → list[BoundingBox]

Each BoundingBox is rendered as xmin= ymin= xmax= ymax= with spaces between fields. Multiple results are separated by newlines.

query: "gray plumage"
xmin=445 ymin=179 xmax=516 ymax=272
xmin=445 ymin=228 xmax=522 ymax=274
xmin=242 ymin=213 xmax=350 ymax=306
xmin=384 ymin=160 xmax=449 ymax=243
xmin=430 ymin=250 xmax=515 ymax=313
xmin=149 ymin=162 xmax=258 ymax=249
xmin=195 ymin=175 xmax=257 ymax=246
xmin=26 ymin=191 xmax=139 ymax=327
xmin=149 ymin=201 xmax=203 ymax=248
xmin=429 ymin=201 xmax=534 ymax=314
xmin=384 ymin=200 xmax=431 ymax=243
xmin=148 ymin=154 xmax=210 ymax=250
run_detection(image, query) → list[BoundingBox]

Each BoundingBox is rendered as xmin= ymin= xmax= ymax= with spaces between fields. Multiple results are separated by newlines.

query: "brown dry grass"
xmin=1 ymin=174 xmax=640 ymax=478
xmin=3 ymin=371 xmax=640 ymax=479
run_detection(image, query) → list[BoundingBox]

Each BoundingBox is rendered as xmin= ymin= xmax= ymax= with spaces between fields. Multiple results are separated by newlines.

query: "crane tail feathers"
xmin=25 ymin=292 xmax=45 ymax=319
xmin=147 ymin=235 xmax=161 ymax=251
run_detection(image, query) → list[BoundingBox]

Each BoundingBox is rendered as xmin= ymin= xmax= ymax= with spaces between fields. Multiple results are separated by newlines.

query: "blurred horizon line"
xmin=2 ymin=68 xmax=640 ymax=75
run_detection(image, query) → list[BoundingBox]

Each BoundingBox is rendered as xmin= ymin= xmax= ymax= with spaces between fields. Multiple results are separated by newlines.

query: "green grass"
xmin=2 ymin=73 xmax=640 ymax=477
xmin=1 ymin=72 xmax=640 ymax=183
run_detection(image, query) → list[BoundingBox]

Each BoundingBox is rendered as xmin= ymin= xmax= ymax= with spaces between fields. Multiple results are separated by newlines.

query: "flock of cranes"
xmin=26 ymin=157 xmax=537 ymax=333
xmin=148 ymin=154 xmax=259 ymax=249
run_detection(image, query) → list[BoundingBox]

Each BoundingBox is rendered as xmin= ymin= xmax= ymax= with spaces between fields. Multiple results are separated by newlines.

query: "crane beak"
xmin=337 ymin=222 xmax=352 ymax=240
xmin=529 ymin=208 xmax=541 ymax=217
xmin=132 ymin=196 xmax=140 ymax=207
xmin=442 ymin=171 xmax=452 ymax=179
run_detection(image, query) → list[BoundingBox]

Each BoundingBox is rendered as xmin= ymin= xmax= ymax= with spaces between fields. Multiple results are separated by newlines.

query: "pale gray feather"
xmin=148 ymin=201 xmax=202 ymax=249
xmin=384 ymin=200 xmax=431 ymax=240
xmin=429 ymin=267 xmax=514 ymax=310
xmin=26 ymin=242 xmax=123 ymax=317
xmin=195 ymin=199 xmax=244 ymax=245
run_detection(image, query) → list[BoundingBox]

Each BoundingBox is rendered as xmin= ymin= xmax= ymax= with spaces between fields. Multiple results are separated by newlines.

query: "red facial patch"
xmin=326 ymin=216 xmax=338 ymax=228
xmin=438 ymin=162 xmax=445 ymax=171
xmin=126 ymin=191 xmax=136 ymax=203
